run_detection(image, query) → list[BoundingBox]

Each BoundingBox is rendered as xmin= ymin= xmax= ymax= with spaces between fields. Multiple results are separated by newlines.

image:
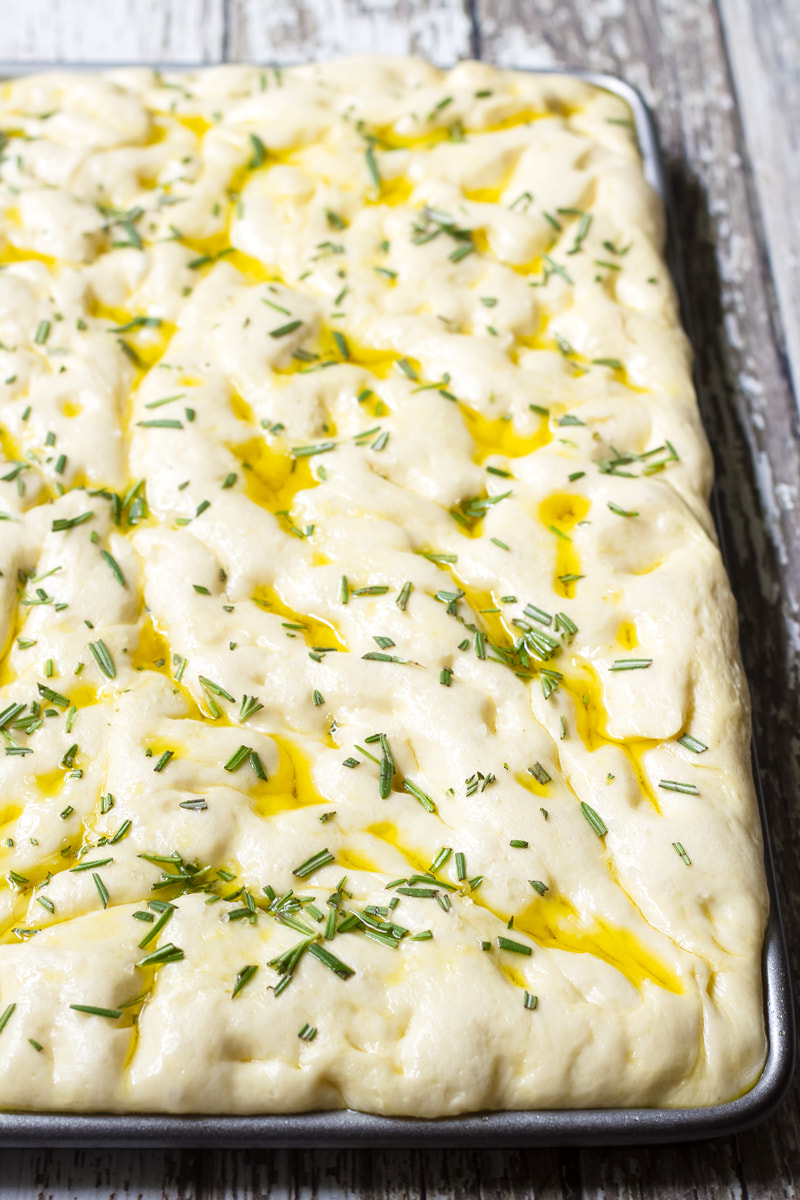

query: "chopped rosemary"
xmin=232 ymin=964 xmax=258 ymax=998
xmin=69 ymin=1004 xmax=121 ymax=1019
xmin=290 ymin=441 xmax=336 ymax=458
xmin=69 ymin=858 xmax=113 ymax=872
xmin=678 ymin=734 xmax=708 ymax=753
xmin=199 ymin=676 xmax=235 ymax=702
xmin=269 ymin=320 xmax=303 ymax=338
xmin=100 ymin=550 xmax=126 ymax=586
xmin=497 ymin=937 xmax=532 ymax=956
xmin=308 ymin=943 xmax=355 ymax=978
xmin=365 ymin=145 xmax=380 ymax=190
xmin=136 ymin=943 xmax=184 ymax=968
xmin=52 ymin=511 xmax=94 ymax=532
xmin=527 ymin=763 xmax=551 ymax=785
xmin=293 ymin=849 xmax=335 ymax=879
xmin=138 ymin=905 xmax=174 ymax=949
xmin=239 ymin=695 xmax=263 ymax=721
xmin=224 ymin=745 xmax=251 ymax=772
xmin=88 ymin=639 xmax=116 ymax=679
xmin=659 ymin=780 xmax=700 ymax=795
xmin=607 ymin=502 xmax=639 ymax=518
xmin=580 ymin=801 xmax=607 ymax=837
xmin=396 ymin=581 xmax=413 ymax=611
xmin=92 ymin=873 xmax=109 ymax=908
xmin=402 ymin=779 xmax=437 ymax=813
xmin=248 ymin=133 xmax=267 ymax=169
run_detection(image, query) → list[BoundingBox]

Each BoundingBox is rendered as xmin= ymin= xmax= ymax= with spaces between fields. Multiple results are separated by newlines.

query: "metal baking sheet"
xmin=0 ymin=64 xmax=793 ymax=1148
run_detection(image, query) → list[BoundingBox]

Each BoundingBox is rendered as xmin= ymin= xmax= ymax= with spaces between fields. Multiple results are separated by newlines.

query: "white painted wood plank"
xmin=718 ymin=0 xmax=800 ymax=411
xmin=228 ymin=0 xmax=473 ymax=66
xmin=0 ymin=0 xmax=225 ymax=63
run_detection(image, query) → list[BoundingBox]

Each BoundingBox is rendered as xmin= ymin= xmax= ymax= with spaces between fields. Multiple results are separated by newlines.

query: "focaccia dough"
xmin=0 ymin=58 xmax=767 ymax=1115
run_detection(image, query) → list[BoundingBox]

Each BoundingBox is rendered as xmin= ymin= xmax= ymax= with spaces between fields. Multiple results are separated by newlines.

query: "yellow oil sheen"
xmin=337 ymin=848 xmax=378 ymax=873
xmin=229 ymin=391 xmax=254 ymax=423
xmin=514 ymin=892 xmax=681 ymax=994
xmin=616 ymin=620 xmax=639 ymax=650
xmin=320 ymin=331 xmax=409 ymax=380
xmin=250 ymin=735 xmax=331 ymax=818
xmin=461 ymin=405 xmax=550 ymax=463
xmin=175 ymin=114 xmax=213 ymax=139
xmin=0 ymin=241 xmax=58 ymax=269
xmin=538 ymin=492 xmax=591 ymax=598
xmin=446 ymin=574 xmax=514 ymax=648
xmin=0 ymin=803 xmax=22 ymax=831
xmin=129 ymin=615 xmax=172 ymax=675
xmin=232 ymin=436 xmax=320 ymax=515
xmin=564 ymin=660 xmax=662 ymax=810
xmin=364 ymin=822 xmax=432 ymax=875
xmin=252 ymin=584 xmax=345 ymax=651
xmin=88 ymin=300 xmax=176 ymax=371
xmin=32 ymin=768 xmax=68 ymax=799
xmin=366 ymin=175 xmax=414 ymax=206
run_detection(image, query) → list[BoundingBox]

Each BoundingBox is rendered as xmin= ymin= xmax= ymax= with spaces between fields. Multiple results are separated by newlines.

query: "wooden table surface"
xmin=2 ymin=0 xmax=799 ymax=1195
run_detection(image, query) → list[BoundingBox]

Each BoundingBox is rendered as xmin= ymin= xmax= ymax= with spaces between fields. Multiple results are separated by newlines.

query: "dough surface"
xmin=0 ymin=58 xmax=767 ymax=1115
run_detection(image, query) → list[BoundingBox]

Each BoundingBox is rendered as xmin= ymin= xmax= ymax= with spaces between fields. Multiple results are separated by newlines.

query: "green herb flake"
xmin=269 ymin=320 xmax=303 ymax=339
xmin=293 ymin=849 xmax=335 ymax=879
xmin=497 ymin=936 xmax=532 ymax=956
xmin=153 ymin=750 xmax=174 ymax=773
xmin=308 ymin=942 xmax=355 ymax=979
xmin=678 ymin=734 xmax=708 ymax=754
xmin=88 ymin=639 xmax=116 ymax=678
xmin=136 ymin=943 xmax=184 ymax=968
xmin=365 ymin=145 xmax=380 ymax=190
xmin=0 ymin=1004 xmax=15 ymax=1035
xmin=69 ymin=1004 xmax=121 ymax=1019
xmin=248 ymin=133 xmax=267 ymax=169
xmin=580 ymin=801 xmax=608 ymax=837
xmin=100 ymin=549 xmax=126 ymax=587
xmin=659 ymin=780 xmax=700 ymax=795
xmin=527 ymin=762 xmax=551 ymax=785
xmin=232 ymin=964 xmax=259 ymax=998
xmin=607 ymin=501 xmax=639 ymax=518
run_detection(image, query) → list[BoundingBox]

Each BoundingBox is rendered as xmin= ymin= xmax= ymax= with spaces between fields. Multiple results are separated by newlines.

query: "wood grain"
xmin=228 ymin=0 xmax=474 ymax=64
xmin=0 ymin=0 xmax=226 ymax=63
xmin=0 ymin=0 xmax=798 ymax=1196
xmin=718 ymin=0 xmax=800 ymax=412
